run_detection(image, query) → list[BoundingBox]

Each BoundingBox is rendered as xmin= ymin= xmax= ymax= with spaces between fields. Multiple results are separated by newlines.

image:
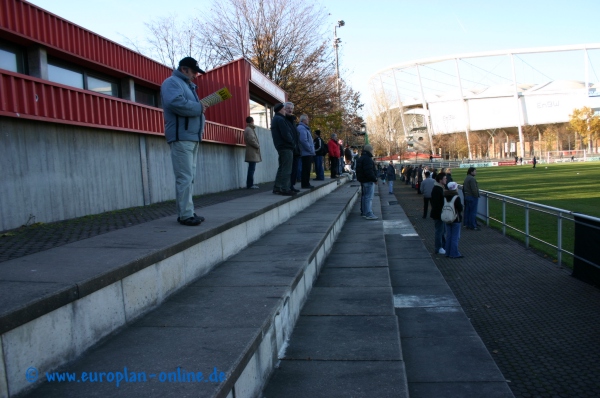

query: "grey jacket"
xmin=420 ymin=177 xmax=435 ymax=198
xmin=297 ymin=122 xmax=316 ymax=156
xmin=463 ymin=174 xmax=480 ymax=197
xmin=161 ymin=69 xmax=205 ymax=143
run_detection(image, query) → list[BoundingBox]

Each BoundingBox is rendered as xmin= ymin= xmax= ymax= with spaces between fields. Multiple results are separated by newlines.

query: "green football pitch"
xmin=464 ymin=162 xmax=600 ymax=267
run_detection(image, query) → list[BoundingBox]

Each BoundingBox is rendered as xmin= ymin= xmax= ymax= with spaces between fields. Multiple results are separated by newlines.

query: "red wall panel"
xmin=0 ymin=0 xmax=273 ymax=143
xmin=1 ymin=0 xmax=172 ymax=86
xmin=0 ymin=70 xmax=243 ymax=144
xmin=199 ymin=59 xmax=251 ymax=130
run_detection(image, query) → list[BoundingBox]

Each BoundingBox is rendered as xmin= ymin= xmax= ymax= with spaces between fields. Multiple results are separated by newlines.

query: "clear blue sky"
xmin=27 ymin=0 xmax=600 ymax=106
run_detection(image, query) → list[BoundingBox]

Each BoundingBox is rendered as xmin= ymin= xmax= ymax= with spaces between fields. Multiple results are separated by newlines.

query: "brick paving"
xmin=391 ymin=180 xmax=600 ymax=398
xmin=0 ymin=184 xmax=274 ymax=263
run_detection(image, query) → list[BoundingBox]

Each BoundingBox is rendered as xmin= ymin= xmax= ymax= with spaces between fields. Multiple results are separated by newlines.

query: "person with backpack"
xmin=442 ymin=182 xmax=464 ymax=258
xmin=430 ymin=172 xmax=447 ymax=255
xmin=312 ymin=130 xmax=326 ymax=181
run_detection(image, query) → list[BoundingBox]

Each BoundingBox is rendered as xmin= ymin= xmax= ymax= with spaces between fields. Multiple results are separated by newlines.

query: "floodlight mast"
xmin=334 ymin=20 xmax=345 ymax=105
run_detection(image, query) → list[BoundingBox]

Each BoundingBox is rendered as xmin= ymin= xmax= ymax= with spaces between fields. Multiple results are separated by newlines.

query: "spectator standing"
xmin=444 ymin=167 xmax=453 ymax=189
xmin=243 ymin=116 xmax=261 ymax=189
xmin=328 ymin=134 xmax=341 ymax=178
xmin=532 ymin=156 xmax=537 ymax=168
xmin=420 ymin=171 xmax=435 ymax=218
xmin=463 ymin=167 xmax=480 ymax=230
xmin=285 ymin=102 xmax=300 ymax=192
xmin=297 ymin=114 xmax=315 ymax=189
xmin=416 ymin=164 xmax=424 ymax=194
xmin=344 ymin=144 xmax=353 ymax=168
xmin=430 ymin=172 xmax=447 ymax=255
xmin=270 ymin=103 xmax=296 ymax=196
xmin=338 ymin=139 xmax=345 ymax=175
xmin=161 ymin=56 xmax=206 ymax=227
xmin=444 ymin=182 xmax=464 ymax=258
xmin=312 ymin=130 xmax=326 ymax=180
xmin=386 ymin=161 xmax=396 ymax=194
xmin=356 ymin=144 xmax=378 ymax=220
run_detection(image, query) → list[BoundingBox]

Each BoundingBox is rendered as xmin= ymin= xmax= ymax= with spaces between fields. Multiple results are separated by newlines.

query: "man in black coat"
xmin=430 ymin=172 xmax=447 ymax=254
xmin=356 ymin=144 xmax=378 ymax=220
xmin=271 ymin=103 xmax=296 ymax=196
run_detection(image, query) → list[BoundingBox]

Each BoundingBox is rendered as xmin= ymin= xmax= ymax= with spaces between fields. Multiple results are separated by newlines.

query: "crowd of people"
xmin=400 ymin=165 xmax=481 ymax=259
xmin=159 ymin=55 xmax=479 ymax=234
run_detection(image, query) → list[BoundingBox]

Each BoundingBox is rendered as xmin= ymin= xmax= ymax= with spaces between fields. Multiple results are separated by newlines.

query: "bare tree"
xmin=121 ymin=15 xmax=206 ymax=69
xmin=196 ymin=0 xmax=338 ymax=113
xmin=366 ymin=88 xmax=406 ymax=158
xmin=131 ymin=0 xmax=362 ymax=136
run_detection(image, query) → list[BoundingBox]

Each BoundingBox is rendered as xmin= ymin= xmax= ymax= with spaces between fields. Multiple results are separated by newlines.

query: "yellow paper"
xmin=200 ymin=87 xmax=232 ymax=107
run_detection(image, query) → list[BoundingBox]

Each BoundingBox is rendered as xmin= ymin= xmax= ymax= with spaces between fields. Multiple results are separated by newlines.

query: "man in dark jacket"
xmin=356 ymin=144 xmax=378 ymax=220
xmin=313 ymin=130 xmax=325 ymax=180
xmin=284 ymin=102 xmax=301 ymax=192
xmin=271 ymin=103 xmax=296 ymax=196
xmin=430 ymin=172 xmax=447 ymax=254
xmin=463 ymin=167 xmax=480 ymax=230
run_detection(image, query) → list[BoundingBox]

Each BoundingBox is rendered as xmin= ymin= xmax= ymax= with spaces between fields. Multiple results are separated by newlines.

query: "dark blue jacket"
xmin=270 ymin=113 xmax=294 ymax=151
xmin=356 ymin=151 xmax=377 ymax=183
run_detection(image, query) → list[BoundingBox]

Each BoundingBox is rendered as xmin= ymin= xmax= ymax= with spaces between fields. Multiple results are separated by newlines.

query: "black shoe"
xmin=290 ymin=187 xmax=300 ymax=192
xmin=177 ymin=213 xmax=205 ymax=223
xmin=301 ymin=185 xmax=314 ymax=189
xmin=178 ymin=217 xmax=201 ymax=226
xmin=279 ymin=190 xmax=296 ymax=196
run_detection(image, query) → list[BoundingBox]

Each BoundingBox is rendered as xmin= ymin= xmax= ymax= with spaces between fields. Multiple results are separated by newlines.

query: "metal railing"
xmin=465 ymin=187 xmax=600 ymax=269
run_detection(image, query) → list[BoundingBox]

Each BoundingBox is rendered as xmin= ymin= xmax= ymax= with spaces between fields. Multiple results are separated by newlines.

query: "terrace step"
xmin=0 ymin=178 xmax=353 ymax=398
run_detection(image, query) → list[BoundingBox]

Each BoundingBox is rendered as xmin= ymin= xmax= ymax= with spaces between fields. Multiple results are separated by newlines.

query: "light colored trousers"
xmin=170 ymin=140 xmax=199 ymax=219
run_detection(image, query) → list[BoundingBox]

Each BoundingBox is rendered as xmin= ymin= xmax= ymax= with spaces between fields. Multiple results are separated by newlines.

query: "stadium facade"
xmin=369 ymin=44 xmax=600 ymax=159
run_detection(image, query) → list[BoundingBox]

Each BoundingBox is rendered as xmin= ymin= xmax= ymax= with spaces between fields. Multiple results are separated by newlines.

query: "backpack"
xmin=441 ymin=196 xmax=458 ymax=223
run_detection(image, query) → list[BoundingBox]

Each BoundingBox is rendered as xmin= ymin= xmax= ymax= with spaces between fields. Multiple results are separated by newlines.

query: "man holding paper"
xmin=161 ymin=56 xmax=207 ymax=226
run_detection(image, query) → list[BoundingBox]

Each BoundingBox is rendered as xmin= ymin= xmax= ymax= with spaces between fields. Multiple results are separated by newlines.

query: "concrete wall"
xmin=0 ymin=117 xmax=278 ymax=231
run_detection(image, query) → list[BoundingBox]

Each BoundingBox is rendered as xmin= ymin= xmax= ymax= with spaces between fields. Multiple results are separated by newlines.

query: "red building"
xmin=0 ymin=0 xmax=286 ymax=144
xmin=0 ymin=0 xmax=287 ymax=232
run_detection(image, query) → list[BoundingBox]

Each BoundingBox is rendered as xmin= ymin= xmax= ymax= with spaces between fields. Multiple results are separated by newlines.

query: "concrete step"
xmin=8 ymin=180 xmax=360 ymax=398
xmin=262 ymin=191 xmax=410 ymax=397
xmin=262 ymin=181 xmax=513 ymax=398
xmin=0 ymin=178 xmax=350 ymax=398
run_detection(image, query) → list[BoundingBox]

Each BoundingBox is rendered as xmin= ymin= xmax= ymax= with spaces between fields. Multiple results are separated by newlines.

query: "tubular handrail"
xmin=458 ymin=184 xmax=600 ymax=269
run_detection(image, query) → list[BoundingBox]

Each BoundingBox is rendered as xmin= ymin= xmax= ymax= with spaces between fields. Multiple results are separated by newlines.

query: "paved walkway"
xmin=0 ymin=184 xmax=273 ymax=263
xmin=391 ymin=179 xmax=600 ymax=398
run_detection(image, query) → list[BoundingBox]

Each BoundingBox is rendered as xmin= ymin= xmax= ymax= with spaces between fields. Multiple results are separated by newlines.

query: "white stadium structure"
xmin=368 ymin=44 xmax=600 ymax=160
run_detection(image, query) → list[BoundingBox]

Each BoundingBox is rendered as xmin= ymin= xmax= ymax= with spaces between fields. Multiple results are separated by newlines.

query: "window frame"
xmin=47 ymin=57 xmax=120 ymax=97
xmin=0 ymin=41 xmax=26 ymax=74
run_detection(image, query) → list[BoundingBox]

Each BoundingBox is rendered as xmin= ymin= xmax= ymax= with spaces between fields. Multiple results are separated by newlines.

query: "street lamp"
xmin=333 ymin=20 xmax=345 ymax=105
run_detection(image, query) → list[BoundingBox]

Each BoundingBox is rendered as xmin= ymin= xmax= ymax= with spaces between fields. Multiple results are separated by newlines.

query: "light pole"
xmin=333 ymin=20 xmax=345 ymax=105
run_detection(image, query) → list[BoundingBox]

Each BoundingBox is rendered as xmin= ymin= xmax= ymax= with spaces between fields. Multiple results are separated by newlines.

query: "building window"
xmin=135 ymin=85 xmax=157 ymax=107
xmin=48 ymin=63 xmax=84 ymax=89
xmin=48 ymin=59 xmax=119 ymax=97
xmin=87 ymin=75 xmax=119 ymax=97
xmin=0 ymin=44 xmax=24 ymax=73
xmin=250 ymin=97 xmax=272 ymax=128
